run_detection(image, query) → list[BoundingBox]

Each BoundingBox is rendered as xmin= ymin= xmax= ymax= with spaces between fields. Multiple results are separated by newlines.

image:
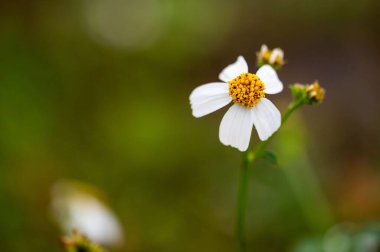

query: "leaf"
xmin=261 ymin=151 xmax=278 ymax=166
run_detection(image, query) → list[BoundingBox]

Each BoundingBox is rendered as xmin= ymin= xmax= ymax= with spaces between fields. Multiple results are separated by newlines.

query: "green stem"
xmin=282 ymin=99 xmax=304 ymax=125
xmin=236 ymin=150 xmax=254 ymax=252
xmin=235 ymin=99 xmax=304 ymax=251
xmin=254 ymin=99 xmax=304 ymax=157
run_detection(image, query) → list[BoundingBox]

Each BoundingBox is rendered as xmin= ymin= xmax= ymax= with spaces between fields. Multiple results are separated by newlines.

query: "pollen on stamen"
xmin=228 ymin=73 xmax=265 ymax=108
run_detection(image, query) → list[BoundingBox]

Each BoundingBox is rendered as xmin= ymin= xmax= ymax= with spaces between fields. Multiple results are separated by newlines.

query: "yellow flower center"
xmin=228 ymin=73 xmax=265 ymax=108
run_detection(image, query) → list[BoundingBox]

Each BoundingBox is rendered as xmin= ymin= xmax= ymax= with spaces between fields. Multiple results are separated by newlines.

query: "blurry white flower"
xmin=257 ymin=44 xmax=285 ymax=69
xmin=84 ymin=0 xmax=165 ymax=50
xmin=51 ymin=180 xmax=123 ymax=248
xmin=189 ymin=56 xmax=283 ymax=151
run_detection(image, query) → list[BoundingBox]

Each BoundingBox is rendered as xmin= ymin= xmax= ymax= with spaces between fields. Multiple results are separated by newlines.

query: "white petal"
xmin=218 ymin=56 xmax=248 ymax=82
xmin=269 ymin=48 xmax=284 ymax=64
xmin=219 ymin=104 xmax=254 ymax=151
xmin=260 ymin=44 xmax=268 ymax=55
xmin=256 ymin=65 xmax=283 ymax=94
xmin=251 ymin=98 xmax=281 ymax=141
xmin=190 ymin=82 xmax=231 ymax=118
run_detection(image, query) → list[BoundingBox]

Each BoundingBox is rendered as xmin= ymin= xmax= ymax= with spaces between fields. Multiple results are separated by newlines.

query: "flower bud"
xmin=306 ymin=81 xmax=325 ymax=104
xmin=256 ymin=44 xmax=285 ymax=70
xmin=289 ymin=81 xmax=326 ymax=105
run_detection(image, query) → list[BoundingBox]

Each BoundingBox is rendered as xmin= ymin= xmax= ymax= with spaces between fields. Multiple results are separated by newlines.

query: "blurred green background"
xmin=0 ymin=0 xmax=379 ymax=251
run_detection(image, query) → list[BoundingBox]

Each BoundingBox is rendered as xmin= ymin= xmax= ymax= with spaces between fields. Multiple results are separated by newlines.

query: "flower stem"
xmin=254 ymin=99 xmax=304 ymax=157
xmin=236 ymin=150 xmax=254 ymax=252
xmin=281 ymin=99 xmax=304 ymax=125
xmin=235 ymin=99 xmax=304 ymax=251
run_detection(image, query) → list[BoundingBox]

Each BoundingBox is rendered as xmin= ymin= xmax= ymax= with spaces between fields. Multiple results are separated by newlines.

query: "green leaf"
xmin=261 ymin=151 xmax=278 ymax=166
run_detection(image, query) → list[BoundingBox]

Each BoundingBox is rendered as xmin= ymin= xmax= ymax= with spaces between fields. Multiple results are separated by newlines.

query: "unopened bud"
xmin=289 ymin=81 xmax=326 ymax=105
xmin=306 ymin=81 xmax=325 ymax=104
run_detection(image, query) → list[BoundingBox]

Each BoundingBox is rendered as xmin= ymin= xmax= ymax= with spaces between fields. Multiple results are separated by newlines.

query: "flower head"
xmin=256 ymin=44 xmax=285 ymax=70
xmin=190 ymin=56 xmax=283 ymax=151
xmin=290 ymin=81 xmax=326 ymax=105
xmin=51 ymin=180 xmax=124 ymax=248
xmin=306 ymin=81 xmax=325 ymax=104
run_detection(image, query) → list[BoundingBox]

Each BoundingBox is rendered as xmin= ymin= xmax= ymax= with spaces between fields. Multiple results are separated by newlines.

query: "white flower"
xmin=189 ymin=56 xmax=283 ymax=151
xmin=257 ymin=44 xmax=285 ymax=67
xmin=51 ymin=181 xmax=124 ymax=247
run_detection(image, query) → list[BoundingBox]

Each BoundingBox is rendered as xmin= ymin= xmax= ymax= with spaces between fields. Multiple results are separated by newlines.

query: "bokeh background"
xmin=0 ymin=0 xmax=379 ymax=251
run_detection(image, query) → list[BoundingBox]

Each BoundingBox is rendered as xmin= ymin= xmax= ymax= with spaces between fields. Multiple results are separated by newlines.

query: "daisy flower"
xmin=51 ymin=180 xmax=124 ymax=248
xmin=189 ymin=56 xmax=283 ymax=151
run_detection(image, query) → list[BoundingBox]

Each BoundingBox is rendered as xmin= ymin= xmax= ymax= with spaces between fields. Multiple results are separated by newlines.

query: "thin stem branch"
xmin=254 ymin=99 xmax=304 ymax=157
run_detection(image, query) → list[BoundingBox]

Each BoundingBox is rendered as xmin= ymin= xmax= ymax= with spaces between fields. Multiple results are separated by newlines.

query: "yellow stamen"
xmin=228 ymin=73 xmax=265 ymax=108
